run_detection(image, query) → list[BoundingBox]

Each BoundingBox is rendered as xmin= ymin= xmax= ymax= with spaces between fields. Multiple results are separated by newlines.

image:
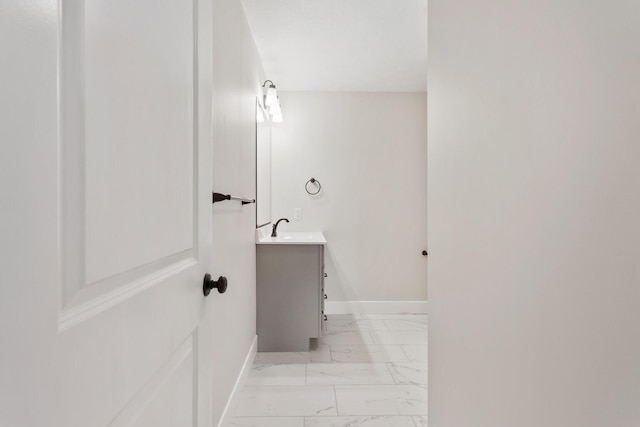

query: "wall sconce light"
xmin=263 ymin=80 xmax=278 ymax=107
xmin=269 ymin=99 xmax=283 ymax=123
xmin=269 ymin=99 xmax=281 ymax=116
xmin=262 ymin=80 xmax=283 ymax=123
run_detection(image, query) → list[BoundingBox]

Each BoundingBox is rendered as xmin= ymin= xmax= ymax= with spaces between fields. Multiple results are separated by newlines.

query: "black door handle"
xmin=422 ymin=250 xmax=428 ymax=256
xmin=203 ymin=274 xmax=228 ymax=296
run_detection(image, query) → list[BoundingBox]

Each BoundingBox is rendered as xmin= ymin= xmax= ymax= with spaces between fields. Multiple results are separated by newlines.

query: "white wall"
xmin=205 ymin=1 xmax=264 ymax=425
xmin=429 ymin=1 xmax=640 ymax=426
xmin=272 ymin=92 xmax=428 ymax=305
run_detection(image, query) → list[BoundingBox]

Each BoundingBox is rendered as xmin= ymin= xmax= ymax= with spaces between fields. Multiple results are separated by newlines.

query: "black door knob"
xmin=422 ymin=250 xmax=428 ymax=256
xmin=203 ymin=273 xmax=228 ymax=296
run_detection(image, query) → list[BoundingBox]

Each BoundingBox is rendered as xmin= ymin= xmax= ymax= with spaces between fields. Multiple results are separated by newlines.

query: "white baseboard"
xmin=217 ymin=335 xmax=257 ymax=427
xmin=324 ymin=301 xmax=428 ymax=315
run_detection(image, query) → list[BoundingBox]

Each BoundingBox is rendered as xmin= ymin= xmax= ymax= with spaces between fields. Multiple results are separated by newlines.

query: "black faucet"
xmin=271 ymin=218 xmax=290 ymax=237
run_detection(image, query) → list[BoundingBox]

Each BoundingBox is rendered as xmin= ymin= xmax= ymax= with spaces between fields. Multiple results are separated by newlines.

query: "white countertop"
xmin=256 ymin=230 xmax=326 ymax=245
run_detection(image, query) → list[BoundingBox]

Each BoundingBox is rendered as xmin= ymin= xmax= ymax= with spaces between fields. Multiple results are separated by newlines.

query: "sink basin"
xmin=280 ymin=233 xmax=313 ymax=240
xmin=256 ymin=230 xmax=326 ymax=245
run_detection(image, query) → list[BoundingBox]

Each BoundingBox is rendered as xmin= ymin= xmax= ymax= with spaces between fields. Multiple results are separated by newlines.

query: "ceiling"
xmin=241 ymin=0 xmax=428 ymax=92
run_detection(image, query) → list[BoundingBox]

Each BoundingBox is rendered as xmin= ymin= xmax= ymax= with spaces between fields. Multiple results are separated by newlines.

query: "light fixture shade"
xmin=269 ymin=102 xmax=281 ymax=116
xmin=265 ymin=86 xmax=278 ymax=107
xmin=272 ymin=112 xmax=283 ymax=123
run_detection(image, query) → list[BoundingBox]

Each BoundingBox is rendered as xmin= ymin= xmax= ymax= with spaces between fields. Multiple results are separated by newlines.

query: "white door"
xmin=0 ymin=1 xmax=215 ymax=426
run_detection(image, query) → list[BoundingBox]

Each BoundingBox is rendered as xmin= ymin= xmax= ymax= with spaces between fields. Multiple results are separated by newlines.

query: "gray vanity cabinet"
xmin=256 ymin=244 xmax=325 ymax=352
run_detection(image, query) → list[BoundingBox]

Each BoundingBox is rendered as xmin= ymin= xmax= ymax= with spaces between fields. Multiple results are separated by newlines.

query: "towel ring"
xmin=305 ymin=178 xmax=322 ymax=195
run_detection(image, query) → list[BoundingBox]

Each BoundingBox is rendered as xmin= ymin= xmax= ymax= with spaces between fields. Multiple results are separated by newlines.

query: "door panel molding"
xmin=58 ymin=0 xmax=200 ymax=330
xmin=107 ymin=334 xmax=196 ymax=427
xmin=59 ymin=252 xmax=197 ymax=331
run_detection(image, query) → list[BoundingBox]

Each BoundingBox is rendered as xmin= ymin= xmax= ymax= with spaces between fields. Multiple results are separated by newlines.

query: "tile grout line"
xmin=332 ymin=384 xmax=340 ymax=416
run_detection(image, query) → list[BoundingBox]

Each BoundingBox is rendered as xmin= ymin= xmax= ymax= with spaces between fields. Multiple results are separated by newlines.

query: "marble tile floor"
xmin=229 ymin=314 xmax=427 ymax=427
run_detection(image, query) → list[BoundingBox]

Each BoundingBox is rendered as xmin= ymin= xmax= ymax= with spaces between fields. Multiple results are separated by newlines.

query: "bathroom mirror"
xmin=256 ymin=98 xmax=271 ymax=228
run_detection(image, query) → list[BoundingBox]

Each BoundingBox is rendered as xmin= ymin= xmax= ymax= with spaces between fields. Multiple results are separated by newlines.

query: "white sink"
xmin=256 ymin=230 xmax=326 ymax=245
xmin=280 ymin=233 xmax=313 ymax=240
